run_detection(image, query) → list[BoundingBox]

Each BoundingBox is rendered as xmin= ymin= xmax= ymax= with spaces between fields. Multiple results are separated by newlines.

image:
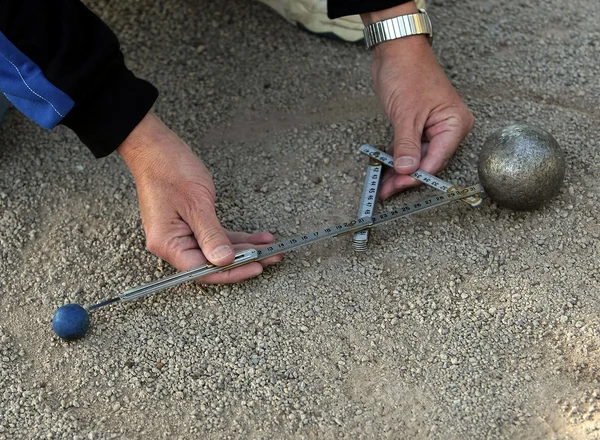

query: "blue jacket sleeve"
xmin=0 ymin=0 xmax=158 ymax=158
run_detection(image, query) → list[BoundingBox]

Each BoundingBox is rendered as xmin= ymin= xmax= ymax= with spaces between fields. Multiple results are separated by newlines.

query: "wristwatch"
xmin=363 ymin=9 xmax=433 ymax=50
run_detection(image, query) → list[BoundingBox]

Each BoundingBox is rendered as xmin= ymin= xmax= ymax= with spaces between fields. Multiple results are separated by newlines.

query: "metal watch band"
xmin=363 ymin=9 xmax=433 ymax=50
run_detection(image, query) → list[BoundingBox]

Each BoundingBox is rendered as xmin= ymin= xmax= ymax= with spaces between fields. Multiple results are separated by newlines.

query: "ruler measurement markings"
xmin=88 ymin=185 xmax=483 ymax=310
xmin=359 ymin=144 xmax=482 ymax=206
xmin=353 ymin=162 xmax=383 ymax=250
xmin=256 ymin=184 xmax=482 ymax=260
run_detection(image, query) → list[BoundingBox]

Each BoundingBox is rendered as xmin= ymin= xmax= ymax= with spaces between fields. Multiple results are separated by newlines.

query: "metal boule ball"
xmin=478 ymin=124 xmax=566 ymax=211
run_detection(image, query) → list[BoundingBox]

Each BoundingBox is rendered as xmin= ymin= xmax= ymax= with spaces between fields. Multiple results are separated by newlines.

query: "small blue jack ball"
xmin=52 ymin=304 xmax=90 ymax=340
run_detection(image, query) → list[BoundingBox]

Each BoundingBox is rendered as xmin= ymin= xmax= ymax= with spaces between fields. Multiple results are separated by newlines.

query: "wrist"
xmin=362 ymin=2 xmax=432 ymax=56
xmin=371 ymin=30 xmax=432 ymax=61
xmin=361 ymin=1 xmax=419 ymax=25
xmin=117 ymin=112 xmax=155 ymax=168
xmin=117 ymin=111 xmax=176 ymax=179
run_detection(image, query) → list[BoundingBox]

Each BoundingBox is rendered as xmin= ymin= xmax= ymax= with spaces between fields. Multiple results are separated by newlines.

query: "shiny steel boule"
xmin=478 ymin=124 xmax=565 ymax=211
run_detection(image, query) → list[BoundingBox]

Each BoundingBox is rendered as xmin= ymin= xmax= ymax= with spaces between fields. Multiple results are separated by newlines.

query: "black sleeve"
xmin=328 ymin=0 xmax=412 ymax=19
xmin=0 ymin=0 xmax=158 ymax=158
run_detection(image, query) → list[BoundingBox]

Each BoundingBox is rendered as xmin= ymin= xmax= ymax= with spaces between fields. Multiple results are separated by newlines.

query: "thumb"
xmin=392 ymin=118 xmax=423 ymax=175
xmin=182 ymin=203 xmax=235 ymax=266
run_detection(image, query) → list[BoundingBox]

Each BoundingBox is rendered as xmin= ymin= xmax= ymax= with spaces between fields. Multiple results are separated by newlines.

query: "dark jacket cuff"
xmin=61 ymin=68 xmax=158 ymax=159
xmin=328 ymin=0 xmax=411 ymax=19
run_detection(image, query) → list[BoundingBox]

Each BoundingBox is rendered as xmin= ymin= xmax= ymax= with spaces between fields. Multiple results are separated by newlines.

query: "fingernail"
xmin=209 ymin=245 xmax=233 ymax=261
xmin=395 ymin=156 xmax=416 ymax=169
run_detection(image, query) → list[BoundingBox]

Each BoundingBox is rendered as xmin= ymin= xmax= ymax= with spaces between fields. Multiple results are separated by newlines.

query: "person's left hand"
xmin=117 ymin=112 xmax=282 ymax=284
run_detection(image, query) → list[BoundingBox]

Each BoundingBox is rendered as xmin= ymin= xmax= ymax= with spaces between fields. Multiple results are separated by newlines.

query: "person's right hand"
xmin=362 ymin=2 xmax=475 ymax=200
xmin=117 ymin=112 xmax=282 ymax=284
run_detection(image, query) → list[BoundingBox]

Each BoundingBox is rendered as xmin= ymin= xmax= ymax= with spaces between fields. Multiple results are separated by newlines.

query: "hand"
xmin=363 ymin=3 xmax=474 ymax=200
xmin=117 ymin=112 xmax=282 ymax=283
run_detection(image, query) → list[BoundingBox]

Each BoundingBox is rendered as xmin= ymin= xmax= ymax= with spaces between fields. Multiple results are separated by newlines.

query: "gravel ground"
xmin=1 ymin=0 xmax=600 ymax=438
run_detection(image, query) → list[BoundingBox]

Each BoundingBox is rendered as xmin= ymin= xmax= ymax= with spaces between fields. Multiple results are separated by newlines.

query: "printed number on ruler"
xmin=358 ymin=144 xmax=482 ymax=207
xmin=256 ymin=184 xmax=484 ymax=260
xmin=353 ymin=163 xmax=383 ymax=250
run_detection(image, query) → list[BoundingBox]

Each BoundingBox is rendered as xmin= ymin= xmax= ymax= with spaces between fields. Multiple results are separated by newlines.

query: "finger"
xmin=197 ymin=262 xmax=264 ymax=284
xmin=145 ymin=230 xmax=208 ymax=272
xmin=388 ymin=140 xmax=430 ymax=159
xmin=420 ymin=112 xmax=474 ymax=174
xmin=182 ymin=205 xmax=235 ymax=266
xmin=252 ymin=242 xmax=284 ymax=266
xmin=419 ymin=129 xmax=463 ymax=175
xmin=378 ymin=162 xmax=417 ymax=200
xmin=231 ymin=243 xmax=284 ymax=267
xmin=392 ymin=118 xmax=424 ymax=175
xmin=420 ymin=141 xmax=430 ymax=158
xmin=161 ymin=236 xmax=280 ymax=275
xmin=380 ymin=162 xmax=396 ymax=182
xmin=379 ymin=174 xmax=421 ymax=200
xmin=379 ymin=160 xmax=405 ymax=193
xmin=226 ymin=231 xmax=275 ymax=245
xmin=258 ymin=254 xmax=284 ymax=266
xmin=168 ymin=245 xmax=209 ymax=273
